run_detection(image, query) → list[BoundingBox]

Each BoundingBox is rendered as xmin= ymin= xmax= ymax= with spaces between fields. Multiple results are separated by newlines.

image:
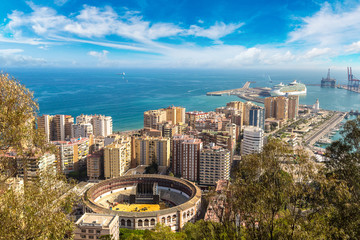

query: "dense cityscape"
xmin=1 ymin=0 xmax=360 ymax=239
xmin=3 ymin=70 xmax=360 ymax=239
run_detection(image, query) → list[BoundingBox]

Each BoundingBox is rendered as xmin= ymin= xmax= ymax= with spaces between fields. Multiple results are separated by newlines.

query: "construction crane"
xmin=347 ymin=67 xmax=360 ymax=92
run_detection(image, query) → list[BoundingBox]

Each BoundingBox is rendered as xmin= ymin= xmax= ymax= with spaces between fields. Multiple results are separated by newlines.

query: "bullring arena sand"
xmin=112 ymin=203 xmax=161 ymax=212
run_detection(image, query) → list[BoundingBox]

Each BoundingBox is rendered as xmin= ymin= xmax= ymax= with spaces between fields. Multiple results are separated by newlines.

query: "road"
xmin=304 ymin=112 xmax=345 ymax=146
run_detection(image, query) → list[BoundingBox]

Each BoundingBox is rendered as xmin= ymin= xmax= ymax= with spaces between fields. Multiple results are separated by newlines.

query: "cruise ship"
xmin=270 ymin=80 xmax=307 ymax=96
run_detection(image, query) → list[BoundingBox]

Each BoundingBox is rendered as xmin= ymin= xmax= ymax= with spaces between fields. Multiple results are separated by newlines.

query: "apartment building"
xmin=38 ymin=114 xmax=74 ymax=141
xmin=199 ymin=145 xmax=230 ymax=186
xmin=75 ymin=114 xmax=113 ymax=137
xmin=288 ymin=95 xmax=299 ymax=120
xmin=72 ymin=123 xmax=93 ymax=138
xmin=249 ymin=106 xmax=265 ymax=130
xmin=241 ymin=126 xmax=264 ymax=155
xmin=104 ymin=137 xmax=131 ymax=179
xmin=172 ymin=135 xmax=203 ymax=181
xmin=134 ymin=136 xmax=170 ymax=167
xmin=52 ymin=138 xmax=89 ymax=174
xmin=87 ymin=151 xmax=103 ymax=181
xmin=74 ymin=213 xmax=119 ymax=240
xmin=144 ymin=106 xmax=185 ymax=129
xmin=16 ymin=153 xmax=56 ymax=180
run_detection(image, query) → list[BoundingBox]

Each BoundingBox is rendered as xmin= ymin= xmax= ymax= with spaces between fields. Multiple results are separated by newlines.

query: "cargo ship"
xmin=270 ymin=80 xmax=307 ymax=96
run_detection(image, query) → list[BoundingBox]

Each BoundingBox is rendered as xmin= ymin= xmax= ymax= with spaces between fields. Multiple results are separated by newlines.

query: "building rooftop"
xmin=76 ymin=213 xmax=117 ymax=228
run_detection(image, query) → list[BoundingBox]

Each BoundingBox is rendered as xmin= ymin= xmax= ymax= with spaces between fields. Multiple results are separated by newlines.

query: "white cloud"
xmin=5 ymin=3 xmax=242 ymax=45
xmin=302 ymin=47 xmax=332 ymax=59
xmin=346 ymin=41 xmax=360 ymax=53
xmin=5 ymin=2 xmax=69 ymax=42
xmin=64 ymin=5 xmax=117 ymax=38
xmin=288 ymin=3 xmax=360 ymax=47
xmin=88 ymin=50 xmax=109 ymax=58
xmin=0 ymin=48 xmax=46 ymax=66
xmin=0 ymin=49 xmax=24 ymax=54
xmin=187 ymin=22 xmax=244 ymax=41
xmin=54 ymin=0 xmax=69 ymax=6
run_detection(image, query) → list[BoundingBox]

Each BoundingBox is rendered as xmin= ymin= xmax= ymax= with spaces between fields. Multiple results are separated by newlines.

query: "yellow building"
xmin=143 ymin=106 xmax=185 ymax=129
xmin=288 ymin=95 xmax=299 ymax=120
xmin=264 ymin=97 xmax=275 ymax=119
xmin=143 ymin=109 xmax=167 ymax=129
xmin=135 ymin=137 xmax=170 ymax=167
xmin=104 ymin=137 xmax=131 ymax=179
xmin=275 ymin=96 xmax=289 ymax=120
xmin=264 ymin=96 xmax=289 ymax=121
xmin=164 ymin=106 xmax=185 ymax=125
xmin=226 ymin=101 xmax=245 ymax=111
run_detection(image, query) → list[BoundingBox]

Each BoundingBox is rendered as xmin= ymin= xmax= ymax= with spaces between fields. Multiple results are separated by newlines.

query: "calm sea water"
xmin=4 ymin=68 xmax=360 ymax=131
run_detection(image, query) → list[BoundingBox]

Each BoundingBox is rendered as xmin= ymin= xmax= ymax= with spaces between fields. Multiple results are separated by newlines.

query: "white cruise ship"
xmin=270 ymin=80 xmax=307 ymax=96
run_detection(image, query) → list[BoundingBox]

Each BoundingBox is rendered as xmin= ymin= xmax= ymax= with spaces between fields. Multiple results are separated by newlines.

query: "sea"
xmin=4 ymin=68 xmax=360 ymax=132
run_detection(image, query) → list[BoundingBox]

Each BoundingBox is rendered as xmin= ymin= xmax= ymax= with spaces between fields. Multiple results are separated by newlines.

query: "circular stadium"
xmin=83 ymin=174 xmax=202 ymax=231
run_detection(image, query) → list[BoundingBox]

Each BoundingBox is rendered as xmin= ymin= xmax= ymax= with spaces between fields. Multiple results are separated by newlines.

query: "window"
xmin=89 ymin=236 xmax=94 ymax=239
xmin=81 ymin=229 xmax=86 ymax=233
xmin=88 ymin=229 xmax=94 ymax=233
xmin=121 ymin=219 xmax=125 ymax=226
xmin=138 ymin=220 xmax=143 ymax=227
xmin=96 ymin=230 xmax=101 ymax=234
xmin=144 ymin=219 xmax=149 ymax=226
xmin=151 ymin=219 xmax=155 ymax=226
xmin=81 ymin=235 xmax=86 ymax=239
xmin=127 ymin=220 xmax=132 ymax=226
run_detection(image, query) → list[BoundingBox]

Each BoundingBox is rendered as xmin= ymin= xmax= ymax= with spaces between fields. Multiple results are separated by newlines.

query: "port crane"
xmin=347 ymin=67 xmax=360 ymax=92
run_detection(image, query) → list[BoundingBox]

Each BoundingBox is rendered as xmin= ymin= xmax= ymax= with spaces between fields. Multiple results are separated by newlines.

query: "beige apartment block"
xmin=226 ymin=101 xmax=245 ymax=111
xmin=288 ymin=95 xmax=299 ymax=120
xmin=52 ymin=138 xmax=90 ymax=174
xmin=185 ymin=111 xmax=208 ymax=128
xmin=172 ymin=135 xmax=203 ymax=182
xmin=87 ymin=152 xmax=103 ymax=180
xmin=38 ymin=114 xmax=74 ymax=141
xmin=104 ymin=137 xmax=131 ymax=179
xmin=143 ymin=106 xmax=185 ymax=129
xmin=74 ymin=213 xmax=119 ymax=240
xmin=134 ymin=136 xmax=170 ymax=167
xmin=199 ymin=145 xmax=230 ymax=186
xmin=38 ymin=114 xmax=53 ymax=142
xmin=265 ymin=96 xmax=289 ymax=121
xmin=143 ymin=109 xmax=167 ymax=129
xmin=164 ymin=106 xmax=185 ymax=125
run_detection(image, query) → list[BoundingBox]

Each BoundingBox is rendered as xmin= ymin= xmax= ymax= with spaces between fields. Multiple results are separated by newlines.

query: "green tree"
xmin=325 ymin=117 xmax=360 ymax=238
xmin=143 ymin=224 xmax=185 ymax=240
xmin=0 ymin=74 xmax=76 ymax=239
xmin=230 ymin=138 xmax=337 ymax=239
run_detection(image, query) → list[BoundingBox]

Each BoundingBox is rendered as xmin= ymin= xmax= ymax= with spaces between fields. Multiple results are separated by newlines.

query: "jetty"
xmin=206 ymin=82 xmax=270 ymax=104
xmin=206 ymin=81 xmax=252 ymax=96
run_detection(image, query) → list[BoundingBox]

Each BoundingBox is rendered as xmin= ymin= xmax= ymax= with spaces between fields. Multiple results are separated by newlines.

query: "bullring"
xmin=83 ymin=174 xmax=201 ymax=231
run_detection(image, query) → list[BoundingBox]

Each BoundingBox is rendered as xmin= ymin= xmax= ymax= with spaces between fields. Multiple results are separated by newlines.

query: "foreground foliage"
xmin=0 ymin=74 xmax=75 ymax=239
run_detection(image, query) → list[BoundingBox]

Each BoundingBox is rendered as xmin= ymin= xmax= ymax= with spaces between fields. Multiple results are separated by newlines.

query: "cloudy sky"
xmin=1 ymin=0 xmax=360 ymax=68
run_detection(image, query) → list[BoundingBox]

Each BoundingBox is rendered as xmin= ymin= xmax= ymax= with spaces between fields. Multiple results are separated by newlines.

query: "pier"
xmin=206 ymin=81 xmax=252 ymax=96
xmin=304 ymin=112 xmax=346 ymax=146
xmin=206 ymin=81 xmax=270 ymax=104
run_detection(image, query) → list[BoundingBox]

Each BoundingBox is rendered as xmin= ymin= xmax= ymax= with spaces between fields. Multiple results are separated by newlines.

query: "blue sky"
xmin=1 ymin=0 xmax=360 ymax=69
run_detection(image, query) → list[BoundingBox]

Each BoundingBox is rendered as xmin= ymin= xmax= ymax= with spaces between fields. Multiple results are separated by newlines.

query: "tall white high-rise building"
xmin=241 ymin=126 xmax=264 ymax=156
xmin=91 ymin=115 xmax=113 ymax=137
xmin=75 ymin=114 xmax=113 ymax=137
xmin=71 ymin=123 xmax=93 ymax=138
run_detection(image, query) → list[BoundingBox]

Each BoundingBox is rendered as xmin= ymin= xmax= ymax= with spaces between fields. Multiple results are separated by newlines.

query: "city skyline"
xmin=1 ymin=0 xmax=360 ymax=69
